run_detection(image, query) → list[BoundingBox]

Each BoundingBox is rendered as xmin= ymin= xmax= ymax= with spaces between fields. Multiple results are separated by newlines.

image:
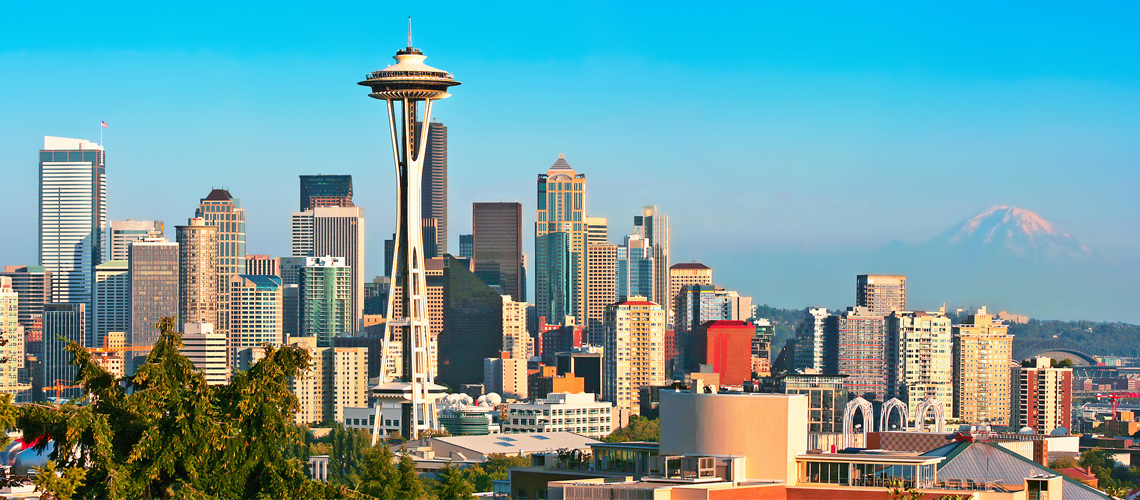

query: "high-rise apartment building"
xmin=584 ymin=243 xmax=617 ymax=346
xmin=795 ymin=307 xmax=830 ymax=373
xmin=0 ymin=266 xmax=51 ymax=333
xmin=180 ymin=322 xmax=229 ymax=385
xmin=108 ymin=220 xmax=165 ymax=262
xmin=632 ymin=206 xmax=669 ymax=307
xmin=128 ymin=238 xmax=179 ymax=370
xmin=826 ymin=306 xmax=888 ymax=401
xmin=93 ymin=260 xmax=129 ymax=345
xmin=299 ymin=256 xmax=352 ymax=346
xmin=0 ymin=278 xmax=29 ymax=400
xmin=299 ymin=175 xmax=353 ymax=211
xmin=42 ymin=303 xmax=85 ymax=400
xmin=473 ymin=202 xmax=524 ymax=301
xmin=292 ymin=206 xmax=366 ymax=334
xmin=667 ymin=263 xmax=713 ymax=328
xmin=952 ymin=307 xmax=1013 ymax=426
xmin=887 ymin=309 xmax=953 ymax=416
xmin=229 ymin=275 xmax=284 ymax=362
xmin=616 ymin=234 xmax=655 ymax=301
xmin=1014 ymin=357 xmax=1072 ymax=435
xmin=536 ymin=154 xmax=586 ymax=327
xmin=856 ymin=274 xmax=907 ymax=317
xmin=484 ymin=351 xmax=528 ymax=401
xmin=289 ymin=336 xmax=369 ymax=424
xmin=502 ymin=296 xmax=529 ymax=362
xmin=176 ymin=218 xmax=218 ymax=328
xmin=603 ymin=296 xmax=666 ymax=416
xmin=458 ymin=234 xmax=474 ymax=259
xmin=422 ymin=121 xmax=448 ymax=257
xmin=39 ymin=136 xmax=106 ymax=343
xmin=245 ymin=255 xmax=281 ymax=276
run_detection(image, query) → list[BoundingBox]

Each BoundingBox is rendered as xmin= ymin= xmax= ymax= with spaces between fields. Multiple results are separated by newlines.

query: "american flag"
xmin=101 ymin=121 xmax=108 ymax=128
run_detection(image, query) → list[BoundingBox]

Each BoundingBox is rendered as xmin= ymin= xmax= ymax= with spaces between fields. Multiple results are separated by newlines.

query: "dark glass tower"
xmin=473 ymin=202 xmax=524 ymax=302
xmin=299 ymin=175 xmax=354 ymax=210
xmin=422 ymin=121 xmax=447 ymax=257
xmin=439 ymin=256 xmax=504 ymax=390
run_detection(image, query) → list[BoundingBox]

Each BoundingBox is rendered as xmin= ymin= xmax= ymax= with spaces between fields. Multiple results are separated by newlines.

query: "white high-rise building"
xmin=291 ymin=206 xmax=366 ymax=334
xmin=39 ymin=136 xmax=106 ymax=344
xmin=228 ymin=275 xmax=284 ymax=362
xmin=888 ymin=309 xmax=954 ymax=417
xmin=180 ymin=322 xmax=229 ymax=385
xmin=93 ymin=260 xmax=129 ymax=346
xmin=109 ymin=220 xmax=164 ymax=262
xmin=795 ymin=307 xmax=829 ymax=372
xmin=502 ymin=295 xmax=529 ymax=361
xmin=603 ymin=296 xmax=666 ymax=416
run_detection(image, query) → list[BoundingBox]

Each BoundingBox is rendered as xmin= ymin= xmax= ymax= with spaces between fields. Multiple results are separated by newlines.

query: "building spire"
xmin=407 ymin=16 xmax=413 ymax=49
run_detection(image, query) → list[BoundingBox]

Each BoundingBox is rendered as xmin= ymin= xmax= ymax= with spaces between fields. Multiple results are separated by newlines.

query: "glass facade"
xmin=438 ymin=255 xmax=504 ymax=389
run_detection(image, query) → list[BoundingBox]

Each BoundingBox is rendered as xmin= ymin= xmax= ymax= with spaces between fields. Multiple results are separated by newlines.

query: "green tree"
xmin=357 ymin=444 xmax=402 ymax=499
xmin=1049 ymin=457 xmax=1080 ymax=470
xmin=398 ymin=452 xmax=430 ymax=500
xmin=16 ymin=317 xmax=344 ymax=499
xmin=434 ymin=463 xmax=476 ymax=500
xmin=480 ymin=453 xmax=530 ymax=478
xmin=321 ymin=423 xmax=370 ymax=487
xmin=604 ymin=416 xmax=660 ymax=442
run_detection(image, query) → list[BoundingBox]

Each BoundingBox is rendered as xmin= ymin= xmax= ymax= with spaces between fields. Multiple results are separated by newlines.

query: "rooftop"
xmin=413 ymin=431 xmax=600 ymax=457
xmin=670 ymin=263 xmax=710 ymax=270
xmin=203 ymin=189 xmax=233 ymax=201
xmin=549 ymin=153 xmax=573 ymax=171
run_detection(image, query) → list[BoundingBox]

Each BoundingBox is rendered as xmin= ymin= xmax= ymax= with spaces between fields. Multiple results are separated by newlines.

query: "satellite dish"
xmin=1050 ymin=427 xmax=1069 ymax=436
xmin=485 ymin=393 xmax=502 ymax=406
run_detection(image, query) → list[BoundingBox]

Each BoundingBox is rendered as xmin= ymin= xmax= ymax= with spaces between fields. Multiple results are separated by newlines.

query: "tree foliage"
xmin=16 ymin=317 xmax=349 ymax=499
xmin=604 ymin=416 xmax=659 ymax=442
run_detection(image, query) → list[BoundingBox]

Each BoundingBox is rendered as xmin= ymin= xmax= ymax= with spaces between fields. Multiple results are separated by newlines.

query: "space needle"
xmin=360 ymin=19 xmax=459 ymax=443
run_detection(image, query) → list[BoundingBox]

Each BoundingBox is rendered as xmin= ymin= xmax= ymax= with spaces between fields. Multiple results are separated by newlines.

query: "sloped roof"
xmin=204 ymin=189 xmax=233 ymax=201
xmin=922 ymin=441 xmax=1109 ymax=500
xmin=670 ymin=263 xmax=710 ymax=270
xmin=549 ymin=154 xmax=573 ymax=171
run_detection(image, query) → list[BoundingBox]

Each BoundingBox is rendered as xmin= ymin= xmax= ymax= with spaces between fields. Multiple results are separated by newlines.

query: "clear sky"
xmin=1 ymin=2 xmax=1137 ymax=318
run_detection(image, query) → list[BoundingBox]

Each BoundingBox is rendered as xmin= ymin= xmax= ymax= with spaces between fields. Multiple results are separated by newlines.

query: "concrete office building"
xmin=536 ymin=154 xmax=586 ymax=327
xmin=93 ymin=260 xmax=129 ymax=346
xmin=856 ymin=274 xmax=907 ymax=317
xmin=691 ymin=320 xmax=754 ymax=386
xmin=485 ymin=352 xmax=528 ymax=401
xmin=229 ymin=275 xmax=284 ymax=361
xmin=290 ymin=336 xmax=369 ymax=424
xmin=421 ymin=121 xmax=449 ymax=257
xmin=245 ymin=255 xmax=280 ymax=276
xmin=473 ymin=202 xmax=524 ymax=302
xmin=108 ymin=220 xmax=164 ymax=262
xmin=887 ymin=309 xmax=953 ymax=416
xmin=952 ymin=306 xmax=1013 ymax=426
xmin=299 ymin=256 xmax=352 ymax=346
xmin=176 ymin=218 xmax=218 ymax=328
xmin=42 ymin=303 xmax=85 ymax=400
xmin=667 ymin=263 xmax=712 ymax=328
xmin=584 ymin=243 xmax=617 ymax=346
xmin=632 ymin=206 xmax=669 ymax=308
xmin=756 ymin=372 xmax=848 ymax=433
xmin=826 ymin=306 xmax=888 ymax=401
xmin=1015 ymin=357 xmax=1073 ymax=435
xmin=0 ymin=278 xmax=29 ymax=400
xmin=603 ymin=297 xmax=666 ymax=416
xmin=585 ymin=217 xmax=608 ymax=246
xmin=505 ymin=392 xmax=614 ymax=438
xmin=195 ymin=189 xmax=246 ymax=348
xmin=299 ymin=174 xmax=353 ymax=211
xmin=458 ymin=234 xmax=473 ymax=259
xmin=291 ymin=206 xmax=366 ymax=333
xmin=180 ymin=322 xmax=228 ymax=385
xmin=0 ymin=266 xmax=51 ymax=333
xmin=39 ymin=136 xmax=106 ymax=344
xmin=128 ymin=238 xmax=179 ymax=369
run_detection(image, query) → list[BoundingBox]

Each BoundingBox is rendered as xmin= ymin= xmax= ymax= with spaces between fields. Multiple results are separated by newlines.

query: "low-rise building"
xmin=505 ymin=392 xmax=614 ymax=438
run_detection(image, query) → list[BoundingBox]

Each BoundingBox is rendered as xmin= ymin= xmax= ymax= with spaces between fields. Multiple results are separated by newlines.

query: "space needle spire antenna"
xmin=360 ymin=22 xmax=460 ymax=445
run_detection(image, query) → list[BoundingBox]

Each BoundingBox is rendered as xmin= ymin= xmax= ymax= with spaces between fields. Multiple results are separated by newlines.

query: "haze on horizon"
xmin=1 ymin=2 xmax=1137 ymax=322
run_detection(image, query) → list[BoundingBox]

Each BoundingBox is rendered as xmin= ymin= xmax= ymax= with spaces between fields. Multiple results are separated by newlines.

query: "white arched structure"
xmin=843 ymin=397 xmax=874 ymax=449
xmin=912 ymin=397 xmax=946 ymax=432
xmin=880 ymin=398 xmax=910 ymax=432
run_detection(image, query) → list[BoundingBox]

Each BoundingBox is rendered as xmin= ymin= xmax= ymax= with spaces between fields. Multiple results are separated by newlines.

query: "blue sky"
xmin=1 ymin=2 xmax=1138 ymax=318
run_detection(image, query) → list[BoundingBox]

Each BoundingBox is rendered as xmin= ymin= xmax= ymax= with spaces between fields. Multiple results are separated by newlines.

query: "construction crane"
xmin=48 ymin=379 xmax=82 ymax=402
xmin=1095 ymin=392 xmax=1140 ymax=421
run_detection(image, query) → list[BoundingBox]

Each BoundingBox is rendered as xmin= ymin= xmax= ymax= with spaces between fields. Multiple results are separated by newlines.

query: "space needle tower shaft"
xmin=359 ymin=19 xmax=460 ymax=442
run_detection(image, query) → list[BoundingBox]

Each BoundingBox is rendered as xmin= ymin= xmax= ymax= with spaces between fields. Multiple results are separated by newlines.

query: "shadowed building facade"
xmin=473 ymin=202 xmax=523 ymax=302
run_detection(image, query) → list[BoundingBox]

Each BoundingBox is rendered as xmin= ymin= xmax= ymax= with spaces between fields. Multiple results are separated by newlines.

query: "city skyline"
xmin=2 ymin=4 xmax=1139 ymax=322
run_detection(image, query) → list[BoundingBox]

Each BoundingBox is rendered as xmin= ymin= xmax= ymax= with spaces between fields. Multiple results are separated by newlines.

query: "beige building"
xmin=584 ymin=243 xmax=617 ymax=346
xmin=603 ymin=296 xmax=666 ymax=416
xmin=952 ymin=306 xmax=1013 ymax=426
xmin=485 ymin=351 xmax=527 ymax=400
xmin=535 ymin=154 xmax=587 ymax=327
xmin=176 ymin=218 xmax=218 ymax=328
xmin=0 ymin=278 xmax=28 ymax=399
xmin=290 ymin=336 xmax=369 ymax=424
xmin=90 ymin=331 xmax=127 ymax=380
xmin=888 ymin=309 xmax=953 ymax=418
xmin=229 ymin=275 xmax=283 ymax=362
xmin=506 ymin=392 xmax=615 ymax=438
xmin=180 ymin=322 xmax=228 ymax=385
xmin=195 ymin=190 xmax=247 ymax=356
xmin=856 ymin=274 xmax=907 ymax=317
xmin=502 ymin=295 xmax=529 ymax=361
xmin=667 ymin=263 xmax=712 ymax=328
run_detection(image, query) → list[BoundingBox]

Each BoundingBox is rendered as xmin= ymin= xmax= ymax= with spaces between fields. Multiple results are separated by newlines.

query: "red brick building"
xmin=692 ymin=320 xmax=754 ymax=386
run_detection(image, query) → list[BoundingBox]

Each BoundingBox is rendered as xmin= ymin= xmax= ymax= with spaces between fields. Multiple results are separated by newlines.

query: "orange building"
xmin=692 ymin=320 xmax=754 ymax=386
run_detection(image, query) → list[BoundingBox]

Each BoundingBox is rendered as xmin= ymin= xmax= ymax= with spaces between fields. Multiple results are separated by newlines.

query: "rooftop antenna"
xmin=407 ymin=16 xmax=413 ymax=48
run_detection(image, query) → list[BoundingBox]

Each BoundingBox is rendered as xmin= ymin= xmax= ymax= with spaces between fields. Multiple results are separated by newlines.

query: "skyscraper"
xmin=603 ymin=296 xmax=666 ymax=416
xmin=473 ymin=202 xmax=523 ymax=301
xmin=39 ymin=136 xmax=106 ymax=343
xmin=826 ymin=306 xmax=888 ymax=401
xmin=856 ymin=274 xmax=907 ymax=317
xmin=632 ymin=206 xmax=669 ymax=307
xmin=299 ymin=175 xmax=353 ymax=211
xmin=128 ymin=238 xmax=179 ymax=370
xmin=422 ymin=121 xmax=448 ymax=257
xmin=93 ymin=260 xmax=129 ymax=345
xmin=196 ymin=189 xmax=246 ymax=345
xmin=0 ymin=278 xmax=29 ymax=400
xmin=180 ymin=322 xmax=229 ymax=385
xmin=585 ymin=217 xmax=608 ymax=246
xmin=437 ymin=256 xmax=504 ymax=390
xmin=299 ymin=256 xmax=352 ymax=346
xmin=536 ymin=154 xmax=586 ymax=327
xmin=0 ymin=266 xmax=51 ymax=333
xmin=887 ymin=309 xmax=953 ymax=416
xmin=176 ymin=218 xmax=218 ymax=328
xmin=794 ymin=307 xmax=830 ymax=372
xmin=584 ymin=243 xmax=617 ymax=346
xmin=458 ymin=234 xmax=474 ymax=259
xmin=292 ymin=206 xmax=366 ymax=333
xmin=42 ymin=303 xmax=85 ymax=400
xmin=952 ymin=306 xmax=1013 ymax=426
xmin=245 ymin=255 xmax=281 ymax=276
xmin=667 ymin=263 xmax=712 ymax=328
xmin=108 ymin=220 xmax=165 ymax=262
xmin=616 ymin=234 xmax=655 ymax=301
xmin=1015 ymin=357 xmax=1072 ymax=435
xmin=229 ymin=275 xmax=284 ymax=361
